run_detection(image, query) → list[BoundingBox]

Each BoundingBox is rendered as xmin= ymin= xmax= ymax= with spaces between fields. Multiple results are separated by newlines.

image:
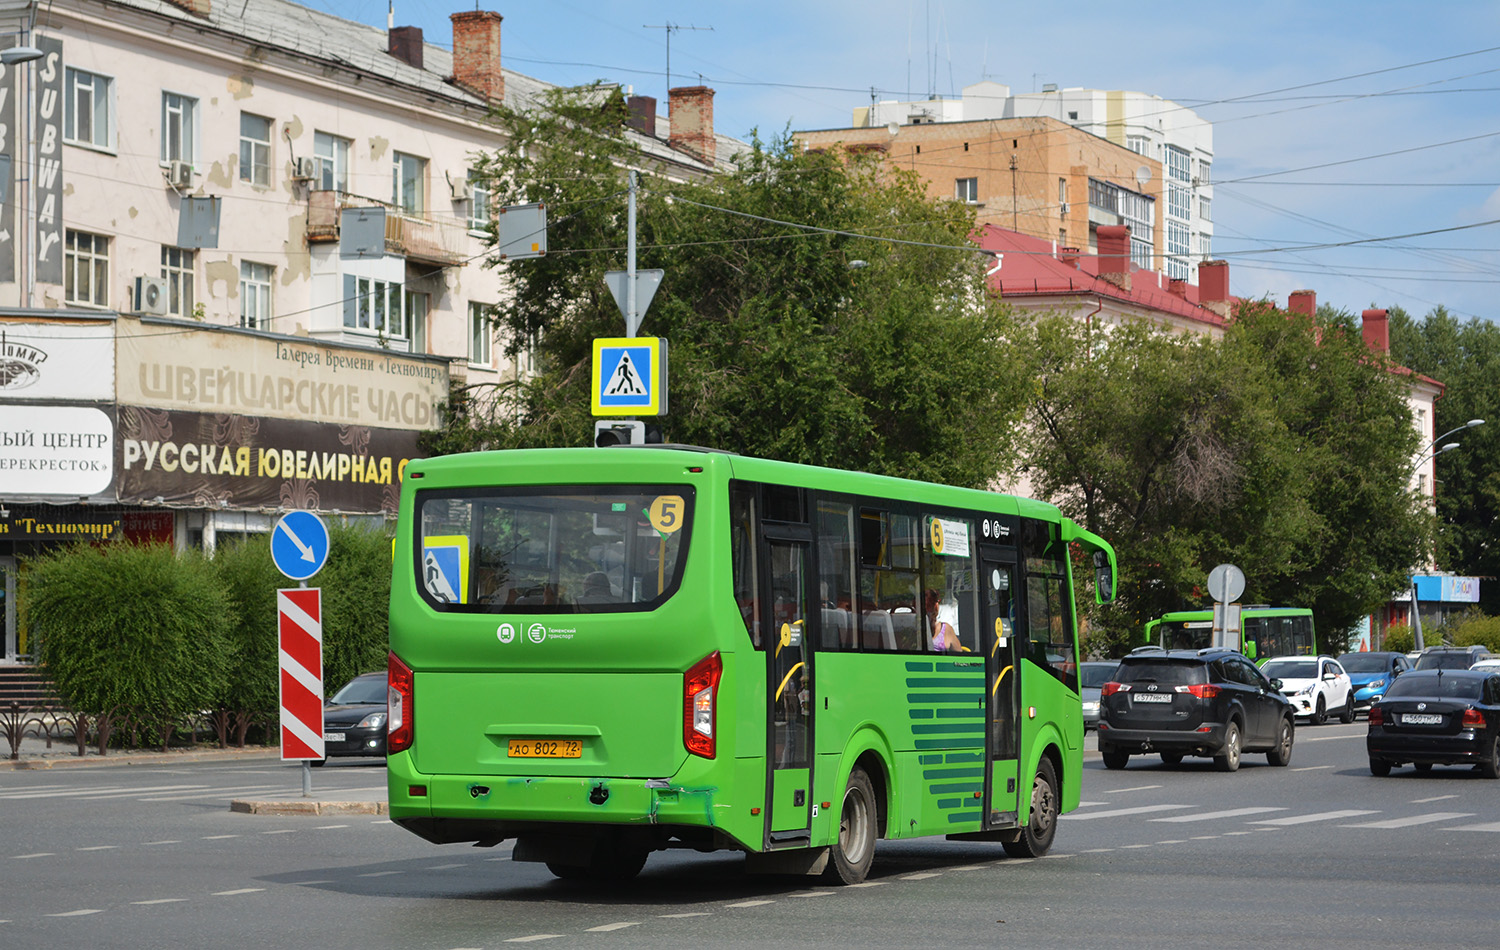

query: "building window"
xmin=161 ymin=246 xmax=195 ymax=318
xmin=1089 ymin=177 xmax=1155 ymax=255
xmin=1197 ymin=160 xmax=1211 ymax=185
xmin=314 ymin=131 xmax=350 ymax=192
xmin=1168 ymin=182 xmax=1191 ymax=221
xmin=955 ymin=177 xmax=978 ymax=203
xmin=1167 ymin=221 xmax=1190 ymax=280
xmin=64 ymin=68 xmax=113 ymax=150
xmin=64 ymin=230 xmax=109 ymax=307
xmin=468 ymin=171 xmax=491 ymax=232
xmin=1197 ymin=233 xmax=1212 ymax=258
xmin=240 ymin=261 xmax=273 ymax=330
xmin=469 ymin=301 xmax=492 ymax=366
xmin=160 ymin=92 xmax=197 ymax=165
xmin=1199 ymin=195 xmax=1212 ymax=223
xmin=343 ymin=276 xmax=406 ymax=337
xmin=1126 ymin=134 xmax=1150 ymax=157
xmin=393 ymin=151 xmax=426 ymax=214
xmin=405 ymin=290 xmax=428 ymax=353
xmin=1165 ymin=145 xmax=1190 ymax=183
xmin=239 ymin=113 xmax=272 ymax=187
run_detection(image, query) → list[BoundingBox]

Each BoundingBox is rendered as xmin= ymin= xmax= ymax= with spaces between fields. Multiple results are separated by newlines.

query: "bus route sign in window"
xmin=416 ymin=486 xmax=693 ymax=613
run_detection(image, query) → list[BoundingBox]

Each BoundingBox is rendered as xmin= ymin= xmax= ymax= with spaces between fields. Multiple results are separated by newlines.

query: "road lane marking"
xmin=76 ymin=846 xmax=117 ymax=851
xmin=132 ymin=899 xmax=189 ymax=905
xmin=202 ymin=835 xmax=240 ymax=840
xmin=1223 ymin=831 xmax=1255 ymax=836
xmin=1080 ymin=848 xmax=1115 ymax=853
xmin=1120 ymin=844 xmax=1153 ymax=849
xmin=1190 ymin=835 xmax=1220 ymax=840
xmin=359 ymin=871 xmax=400 ymax=877
xmin=13 ymin=853 xmax=55 ymax=859
xmin=1290 ymin=766 xmax=1332 ymax=771
xmin=901 ymin=872 xmax=941 ymax=880
xmin=789 ymin=890 xmax=835 ymax=897
xmin=586 ymin=923 xmax=640 ymax=931
xmin=1151 ymin=807 xmax=1287 ymax=822
xmin=1411 ymin=795 xmax=1459 ymax=804
xmin=1105 ymin=785 xmax=1163 ymax=793
xmin=212 ymin=888 xmax=264 ymax=896
xmin=1062 ymin=804 xmax=1192 ymax=820
xmin=144 ymin=840 xmax=180 ymax=846
xmin=504 ymin=936 xmax=564 ymax=943
xmin=659 ymin=912 xmax=714 ymax=918
xmin=848 ymin=881 xmax=886 ymax=888
xmin=1447 ymin=822 xmax=1500 ymax=832
xmin=46 ymin=909 xmax=102 ymax=917
xmin=1076 ymin=801 xmax=1108 ymax=807
xmin=1305 ymin=734 xmax=1362 ymax=741
xmin=425 ymin=863 xmax=467 ymax=870
xmin=261 ymin=830 xmax=299 ymax=835
xmin=1155 ymin=840 xmax=1187 ymax=845
xmin=1250 ymin=810 xmax=1380 ymax=825
xmin=725 ymin=900 xmax=775 ymax=908
xmin=315 ymin=825 xmax=348 ymax=830
xmin=1341 ymin=812 xmax=1474 ymax=829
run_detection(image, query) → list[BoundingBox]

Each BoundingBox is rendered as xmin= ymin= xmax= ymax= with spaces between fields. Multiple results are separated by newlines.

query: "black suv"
xmin=1413 ymin=646 xmax=1490 ymax=671
xmin=1098 ymin=647 xmax=1296 ymax=772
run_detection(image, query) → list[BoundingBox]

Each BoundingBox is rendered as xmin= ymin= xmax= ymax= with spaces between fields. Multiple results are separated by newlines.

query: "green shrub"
xmin=1382 ymin=623 xmax=1414 ymax=654
xmin=212 ymin=537 xmax=283 ymax=746
xmin=319 ymin=522 xmax=393 ymax=692
xmin=30 ymin=542 xmax=232 ymax=752
xmin=1452 ymin=613 xmax=1500 ymax=654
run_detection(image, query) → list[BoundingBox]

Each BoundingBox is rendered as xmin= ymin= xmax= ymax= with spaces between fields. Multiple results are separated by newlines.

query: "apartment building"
xmin=0 ymin=0 xmax=740 ymax=665
xmin=797 ymin=80 xmax=1213 ymax=280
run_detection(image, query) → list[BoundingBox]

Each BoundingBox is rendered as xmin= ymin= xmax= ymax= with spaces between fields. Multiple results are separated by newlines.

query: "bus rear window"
xmin=416 ymin=486 xmax=693 ymax=613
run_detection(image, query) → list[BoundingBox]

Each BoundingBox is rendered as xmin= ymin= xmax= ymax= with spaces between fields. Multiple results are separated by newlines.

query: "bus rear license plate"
xmin=1401 ymin=713 xmax=1443 ymax=725
xmin=508 ymin=739 xmax=583 ymax=758
xmin=1132 ymin=694 xmax=1171 ymax=703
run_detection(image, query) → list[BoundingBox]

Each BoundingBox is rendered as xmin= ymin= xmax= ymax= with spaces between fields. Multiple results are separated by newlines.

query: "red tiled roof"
xmin=976 ymin=224 xmax=1229 ymax=330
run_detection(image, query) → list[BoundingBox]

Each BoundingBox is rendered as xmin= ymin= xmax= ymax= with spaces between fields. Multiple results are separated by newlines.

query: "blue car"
xmin=1338 ymin=651 xmax=1412 ymax=714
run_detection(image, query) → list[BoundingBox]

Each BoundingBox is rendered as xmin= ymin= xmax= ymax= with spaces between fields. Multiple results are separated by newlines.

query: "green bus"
xmin=386 ymin=446 xmax=1116 ymax=884
xmin=1148 ymin=606 xmax=1316 ymax=662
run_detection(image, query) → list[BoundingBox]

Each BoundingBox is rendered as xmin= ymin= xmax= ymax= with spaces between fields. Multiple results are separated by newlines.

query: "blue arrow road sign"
xmin=272 ymin=511 xmax=330 ymax=581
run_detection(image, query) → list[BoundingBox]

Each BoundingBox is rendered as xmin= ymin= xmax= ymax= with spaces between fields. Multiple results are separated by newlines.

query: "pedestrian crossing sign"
xmin=591 ymin=337 xmax=667 ymax=416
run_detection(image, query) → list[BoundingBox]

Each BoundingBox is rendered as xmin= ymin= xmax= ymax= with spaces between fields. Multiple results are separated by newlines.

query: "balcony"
xmin=306 ymin=189 xmax=467 ymax=267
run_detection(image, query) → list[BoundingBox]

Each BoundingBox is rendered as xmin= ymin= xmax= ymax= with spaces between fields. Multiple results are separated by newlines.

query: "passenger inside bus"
xmin=926 ymin=588 xmax=967 ymax=652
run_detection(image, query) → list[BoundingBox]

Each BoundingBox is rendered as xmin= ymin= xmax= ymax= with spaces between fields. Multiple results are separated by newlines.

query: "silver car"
xmin=1080 ymin=661 xmax=1120 ymax=729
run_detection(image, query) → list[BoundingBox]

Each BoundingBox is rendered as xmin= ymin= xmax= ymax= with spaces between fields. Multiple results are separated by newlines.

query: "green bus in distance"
xmin=386 ymin=446 xmax=1117 ymax=884
xmin=1147 ymin=606 xmax=1316 ymax=662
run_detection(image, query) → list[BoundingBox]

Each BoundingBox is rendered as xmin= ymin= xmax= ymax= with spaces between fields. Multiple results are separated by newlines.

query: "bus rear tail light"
xmin=388 ymin=651 xmax=414 ymax=754
xmin=684 ymin=651 xmax=723 ymax=759
xmin=1178 ymin=684 xmax=1221 ymax=699
xmin=1461 ymin=708 xmax=1484 ymax=727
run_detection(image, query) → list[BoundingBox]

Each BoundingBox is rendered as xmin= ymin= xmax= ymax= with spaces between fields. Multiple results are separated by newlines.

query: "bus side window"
xmin=731 ymin=484 xmax=762 ymax=648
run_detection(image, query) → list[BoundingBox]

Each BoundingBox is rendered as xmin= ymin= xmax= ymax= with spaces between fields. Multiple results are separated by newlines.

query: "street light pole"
xmin=1403 ymin=426 xmax=1479 ymax=652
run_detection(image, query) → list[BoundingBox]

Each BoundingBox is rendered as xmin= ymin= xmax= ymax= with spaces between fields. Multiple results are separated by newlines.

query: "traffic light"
xmin=594 ymin=420 xmax=663 ymax=446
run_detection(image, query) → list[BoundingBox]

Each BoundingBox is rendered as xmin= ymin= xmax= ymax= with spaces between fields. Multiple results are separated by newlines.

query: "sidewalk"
xmin=0 ymin=734 xmax=390 ymax=815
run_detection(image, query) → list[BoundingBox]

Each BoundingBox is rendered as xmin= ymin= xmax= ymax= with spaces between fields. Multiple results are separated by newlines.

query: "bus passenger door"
xmin=764 ymin=535 xmax=814 ymax=843
xmin=981 ymin=549 xmax=1022 ymax=829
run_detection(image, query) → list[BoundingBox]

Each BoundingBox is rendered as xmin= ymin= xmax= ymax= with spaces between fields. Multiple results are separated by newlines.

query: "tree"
xmin=1388 ymin=306 xmax=1500 ymax=614
xmin=426 ymin=85 xmax=1027 ymax=489
xmin=1011 ymin=301 xmax=1428 ymax=652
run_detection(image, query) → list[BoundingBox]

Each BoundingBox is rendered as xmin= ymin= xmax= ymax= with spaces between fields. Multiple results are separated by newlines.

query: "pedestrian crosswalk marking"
xmin=1151 ymin=807 xmax=1287 ymax=822
xmin=1062 ymin=804 xmax=1191 ymax=820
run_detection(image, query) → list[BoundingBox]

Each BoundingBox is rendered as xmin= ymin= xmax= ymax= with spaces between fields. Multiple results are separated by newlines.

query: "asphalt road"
xmin=2 ymin=721 xmax=1495 ymax=949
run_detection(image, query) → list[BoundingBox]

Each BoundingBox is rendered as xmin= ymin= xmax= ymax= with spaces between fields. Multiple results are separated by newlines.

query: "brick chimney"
xmin=165 ymin=0 xmax=210 ymax=17
xmin=451 ymin=11 xmax=504 ymax=103
xmin=1288 ymin=289 xmax=1317 ymax=318
xmin=1167 ymin=278 xmax=1187 ymax=299
xmin=1199 ymin=259 xmax=1231 ymax=319
xmin=626 ymin=95 xmax=657 ymax=136
xmin=1058 ymin=247 xmax=1080 ymax=269
xmin=1095 ymin=225 xmax=1131 ymax=292
xmin=668 ymin=86 xmax=716 ymax=166
xmin=388 ymin=25 xmax=423 ymax=70
xmin=1362 ymin=308 xmax=1389 ymax=354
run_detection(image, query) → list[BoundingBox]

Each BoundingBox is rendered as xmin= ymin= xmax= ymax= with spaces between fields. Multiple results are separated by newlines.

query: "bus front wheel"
xmin=1003 ymin=757 xmax=1058 ymax=859
xmin=825 ymin=767 xmax=877 ymax=885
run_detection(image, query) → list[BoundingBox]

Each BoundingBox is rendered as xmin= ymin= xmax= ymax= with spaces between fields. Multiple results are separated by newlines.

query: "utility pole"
xmin=642 ymin=22 xmax=713 ymax=92
xmin=1009 ymin=153 xmax=1018 ymax=232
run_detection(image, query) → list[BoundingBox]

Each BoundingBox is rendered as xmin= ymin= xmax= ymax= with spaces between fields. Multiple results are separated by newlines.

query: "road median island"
xmin=230 ymin=799 xmax=389 ymax=816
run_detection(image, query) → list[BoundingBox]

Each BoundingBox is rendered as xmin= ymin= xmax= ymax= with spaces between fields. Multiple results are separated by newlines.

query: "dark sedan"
xmin=1366 ymin=670 xmax=1500 ymax=778
xmin=315 ymin=672 xmax=388 ymax=765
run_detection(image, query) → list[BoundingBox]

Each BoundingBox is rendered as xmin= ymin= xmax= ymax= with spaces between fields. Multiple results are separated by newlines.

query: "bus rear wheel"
xmin=1003 ymin=757 xmax=1058 ymax=859
xmin=825 ymin=767 xmax=877 ymax=885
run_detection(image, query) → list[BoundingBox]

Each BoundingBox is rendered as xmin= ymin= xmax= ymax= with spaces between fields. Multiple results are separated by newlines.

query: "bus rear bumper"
xmin=387 ymin=757 xmax=760 ymax=853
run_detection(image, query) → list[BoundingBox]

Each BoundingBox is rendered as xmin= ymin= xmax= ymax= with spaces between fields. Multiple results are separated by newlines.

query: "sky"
xmin=310 ymin=0 xmax=1500 ymax=324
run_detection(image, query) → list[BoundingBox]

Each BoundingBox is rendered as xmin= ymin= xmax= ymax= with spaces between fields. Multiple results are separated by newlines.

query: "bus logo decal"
xmin=527 ymin=623 xmax=547 ymax=644
xmin=497 ymin=623 xmax=515 ymax=644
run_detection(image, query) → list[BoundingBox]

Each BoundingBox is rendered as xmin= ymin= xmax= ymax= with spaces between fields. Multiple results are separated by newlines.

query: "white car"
xmin=1470 ymin=658 xmax=1500 ymax=674
xmin=1260 ymin=655 xmax=1355 ymax=725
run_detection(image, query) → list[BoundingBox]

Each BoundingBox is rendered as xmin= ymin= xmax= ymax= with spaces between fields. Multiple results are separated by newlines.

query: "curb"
xmin=230 ymin=799 xmax=389 ymax=816
xmin=1 ymin=748 xmax=283 ymax=771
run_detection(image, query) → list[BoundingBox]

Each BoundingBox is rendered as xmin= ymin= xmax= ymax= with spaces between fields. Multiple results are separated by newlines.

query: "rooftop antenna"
xmin=643 ymin=22 xmax=713 ymax=93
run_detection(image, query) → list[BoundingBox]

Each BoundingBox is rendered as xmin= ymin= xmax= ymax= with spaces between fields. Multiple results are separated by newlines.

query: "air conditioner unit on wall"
xmin=293 ymin=157 xmax=317 ymax=181
xmin=167 ymin=160 xmax=193 ymax=190
xmin=448 ymin=175 xmax=471 ymax=202
xmin=134 ymin=275 xmax=169 ymax=315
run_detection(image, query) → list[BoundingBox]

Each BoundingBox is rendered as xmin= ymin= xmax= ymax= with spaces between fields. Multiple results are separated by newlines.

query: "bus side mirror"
xmin=1093 ymin=551 xmax=1116 ymax=605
